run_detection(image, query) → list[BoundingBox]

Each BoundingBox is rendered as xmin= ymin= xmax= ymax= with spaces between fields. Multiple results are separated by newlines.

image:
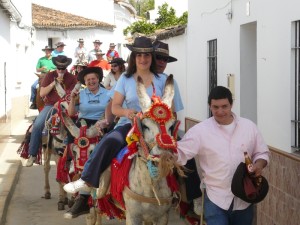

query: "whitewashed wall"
xmin=187 ymin=0 xmax=300 ymax=152
xmin=0 ymin=0 xmax=33 ymax=129
xmin=160 ymin=33 xmax=187 ymax=132
xmin=0 ymin=9 xmax=11 ymax=120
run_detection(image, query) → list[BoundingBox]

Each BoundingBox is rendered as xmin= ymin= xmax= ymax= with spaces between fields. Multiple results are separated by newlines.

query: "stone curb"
xmin=0 ymin=159 xmax=22 ymax=225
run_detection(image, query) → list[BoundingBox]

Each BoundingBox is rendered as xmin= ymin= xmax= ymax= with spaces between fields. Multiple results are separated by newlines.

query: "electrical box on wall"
xmin=227 ymin=74 xmax=235 ymax=100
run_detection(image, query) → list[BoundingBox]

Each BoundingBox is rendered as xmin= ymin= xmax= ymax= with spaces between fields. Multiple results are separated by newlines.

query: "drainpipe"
xmin=0 ymin=0 xmax=22 ymax=24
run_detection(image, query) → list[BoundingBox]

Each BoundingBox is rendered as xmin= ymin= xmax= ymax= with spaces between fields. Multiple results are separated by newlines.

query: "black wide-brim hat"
xmin=231 ymin=162 xmax=269 ymax=204
xmin=126 ymin=36 xmax=155 ymax=53
xmin=52 ymin=55 xmax=72 ymax=68
xmin=77 ymin=67 xmax=103 ymax=85
xmin=154 ymin=40 xmax=177 ymax=63
xmin=109 ymin=57 xmax=126 ymax=65
xmin=42 ymin=46 xmax=54 ymax=51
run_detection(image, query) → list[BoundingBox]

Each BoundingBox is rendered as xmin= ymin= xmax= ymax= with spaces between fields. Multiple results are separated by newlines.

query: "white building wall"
xmin=161 ymin=34 xmax=187 ymax=130
xmin=0 ymin=10 xmax=11 ymax=120
xmin=0 ymin=0 xmax=33 ymax=131
xmin=188 ymin=0 xmax=300 ymax=152
xmin=113 ymin=3 xmax=135 ymax=60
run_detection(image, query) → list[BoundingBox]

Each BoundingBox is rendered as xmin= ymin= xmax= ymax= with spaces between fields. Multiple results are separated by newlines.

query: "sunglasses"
xmin=111 ymin=64 xmax=119 ymax=68
xmin=57 ymin=68 xmax=66 ymax=71
xmin=88 ymin=100 xmax=100 ymax=104
xmin=156 ymin=55 xmax=169 ymax=62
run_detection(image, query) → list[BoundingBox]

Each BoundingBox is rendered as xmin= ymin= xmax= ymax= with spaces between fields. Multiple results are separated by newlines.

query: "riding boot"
xmin=30 ymin=99 xmax=37 ymax=109
xmin=64 ymin=194 xmax=90 ymax=219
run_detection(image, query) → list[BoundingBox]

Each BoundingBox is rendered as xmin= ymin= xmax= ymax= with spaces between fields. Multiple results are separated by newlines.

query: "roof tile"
xmin=32 ymin=3 xmax=115 ymax=30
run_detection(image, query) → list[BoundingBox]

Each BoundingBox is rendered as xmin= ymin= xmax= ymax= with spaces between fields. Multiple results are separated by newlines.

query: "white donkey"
xmin=123 ymin=75 xmax=184 ymax=224
xmin=83 ymin=75 xmax=185 ymax=225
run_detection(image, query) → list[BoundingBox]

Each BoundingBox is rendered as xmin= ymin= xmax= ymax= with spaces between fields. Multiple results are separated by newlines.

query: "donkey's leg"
xmin=125 ymin=210 xmax=141 ymax=225
xmin=95 ymin=212 xmax=102 ymax=225
xmin=54 ymin=154 xmax=68 ymax=210
xmin=85 ymin=206 xmax=101 ymax=225
xmin=156 ymin=213 xmax=168 ymax=225
xmin=43 ymin=146 xmax=52 ymax=199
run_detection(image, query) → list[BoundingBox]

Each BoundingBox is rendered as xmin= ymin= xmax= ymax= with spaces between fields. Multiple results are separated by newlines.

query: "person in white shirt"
xmin=87 ymin=40 xmax=102 ymax=63
xmin=74 ymin=38 xmax=87 ymax=62
xmin=176 ymin=86 xmax=270 ymax=225
xmin=103 ymin=57 xmax=126 ymax=90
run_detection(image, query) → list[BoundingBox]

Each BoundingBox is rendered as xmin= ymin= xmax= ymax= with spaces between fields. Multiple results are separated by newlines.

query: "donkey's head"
xmin=132 ymin=75 xmax=183 ymax=178
xmin=59 ymin=102 xmax=100 ymax=170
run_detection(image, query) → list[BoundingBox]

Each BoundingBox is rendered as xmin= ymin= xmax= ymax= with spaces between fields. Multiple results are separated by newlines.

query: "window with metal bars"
xmin=292 ymin=20 xmax=300 ymax=151
xmin=208 ymin=39 xmax=217 ymax=117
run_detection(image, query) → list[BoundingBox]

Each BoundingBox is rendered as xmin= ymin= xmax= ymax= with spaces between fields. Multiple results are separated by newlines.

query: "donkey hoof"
xmin=45 ymin=192 xmax=51 ymax=199
xmin=58 ymin=201 xmax=65 ymax=210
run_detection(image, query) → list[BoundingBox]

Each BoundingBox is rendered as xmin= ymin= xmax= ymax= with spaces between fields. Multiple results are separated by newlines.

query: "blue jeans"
xmin=29 ymin=105 xmax=56 ymax=156
xmin=204 ymin=192 xmax=253 ymax=225
xmin=30 ymin=79 xmax=39 ymax=102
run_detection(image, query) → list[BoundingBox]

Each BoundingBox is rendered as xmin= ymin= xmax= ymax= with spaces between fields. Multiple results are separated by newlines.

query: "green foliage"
xmin=123 ymin=19 xmax=156 ymax=36
xmin=155 ymin=3 xmax=178 ymax=29
xmin=124 ymin=2 xmax=188 ymax=36
xmin=178 ymin=11 xmax=188 ymax=25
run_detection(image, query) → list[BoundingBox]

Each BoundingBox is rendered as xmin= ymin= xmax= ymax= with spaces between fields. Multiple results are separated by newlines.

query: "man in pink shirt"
xmin=176 ymin=86 xmax=270 ymax=225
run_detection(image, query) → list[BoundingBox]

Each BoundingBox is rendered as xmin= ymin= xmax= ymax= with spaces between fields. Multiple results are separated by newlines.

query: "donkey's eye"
xmin=141 ymin=124 xmax=149 ymax=131
xmin=169 ymin=124 xmax=175 ymax=133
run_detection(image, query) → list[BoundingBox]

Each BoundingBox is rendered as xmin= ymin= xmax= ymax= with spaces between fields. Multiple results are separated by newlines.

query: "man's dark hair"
xmin=208 ymin=86 xmax=233 ymax=105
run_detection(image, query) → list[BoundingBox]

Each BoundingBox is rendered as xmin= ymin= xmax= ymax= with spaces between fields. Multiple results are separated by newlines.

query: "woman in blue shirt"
xmin=68 ymin=67 xmax=111 ymax=124
xmin=64 ymin=67 xmax=111 ymax=219
xmin=63 ymin=37 xmax=182 ymax=209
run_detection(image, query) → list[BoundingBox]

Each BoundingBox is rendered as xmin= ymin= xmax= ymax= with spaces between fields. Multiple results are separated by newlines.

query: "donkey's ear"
xmin=137 ymin=76 xmax=152 ymax=112
xmin=60 ymin=101 xmax=68 ymax=112
xmin=162 ymin=74 xmax=174 ymax=108
xmin=61 ymin=111 xmax=80 ymax=138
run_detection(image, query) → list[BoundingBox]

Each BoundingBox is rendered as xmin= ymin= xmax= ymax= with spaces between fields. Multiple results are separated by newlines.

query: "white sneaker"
xmin=26 ymin=156 xmax=36 ymax=167
xmin=63 ymin=178 xmax=91 ymax=194
xmin=193 ymin=197 xmax=203 ymax=216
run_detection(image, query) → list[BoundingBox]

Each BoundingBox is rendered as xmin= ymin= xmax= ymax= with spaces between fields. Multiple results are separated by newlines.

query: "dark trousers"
xmin=81 ymin=123 xmax=132 ymax=187
xmin=185 ymin=158 xmax=202 ymax=201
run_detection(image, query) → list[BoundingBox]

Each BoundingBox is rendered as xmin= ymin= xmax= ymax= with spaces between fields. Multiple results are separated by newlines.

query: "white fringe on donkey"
xmin=63 ymin=75 xmax=186 ymax=225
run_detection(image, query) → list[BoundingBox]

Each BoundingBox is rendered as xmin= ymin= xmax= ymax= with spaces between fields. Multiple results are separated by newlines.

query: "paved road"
xmin=5 ymin=162 xmax=188 ymax=225
xmin=0 ymin=111 xmax=186 ymax=225
xmin=2 ymin=114 xmax=188 ymax=225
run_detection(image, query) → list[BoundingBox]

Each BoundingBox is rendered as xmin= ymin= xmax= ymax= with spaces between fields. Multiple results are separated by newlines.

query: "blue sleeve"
xmin=173 ymin=79 xmax=184 ymax=112
xmin=114 ymin=74 xmax=126 ymax=96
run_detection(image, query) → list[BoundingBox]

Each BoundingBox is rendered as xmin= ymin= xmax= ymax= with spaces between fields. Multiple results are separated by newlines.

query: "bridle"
xmin=126 ymin=92 xmax=180 ymax=162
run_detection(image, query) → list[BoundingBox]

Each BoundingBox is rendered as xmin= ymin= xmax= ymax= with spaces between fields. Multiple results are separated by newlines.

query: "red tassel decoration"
xmin=17 ymin=124 xmax=32 ymax=159
xmin=110 ymin=153 xmax=132 ymax=209
xmin=166 ymin=174 xmax=179 ymax=192
xmin=97 ymin=195 xmax=125 ymax=220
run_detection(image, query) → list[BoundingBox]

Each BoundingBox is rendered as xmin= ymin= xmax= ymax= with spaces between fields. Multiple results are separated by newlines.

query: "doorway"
xmin=240 ymin=22 xmax=257 ymax=123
